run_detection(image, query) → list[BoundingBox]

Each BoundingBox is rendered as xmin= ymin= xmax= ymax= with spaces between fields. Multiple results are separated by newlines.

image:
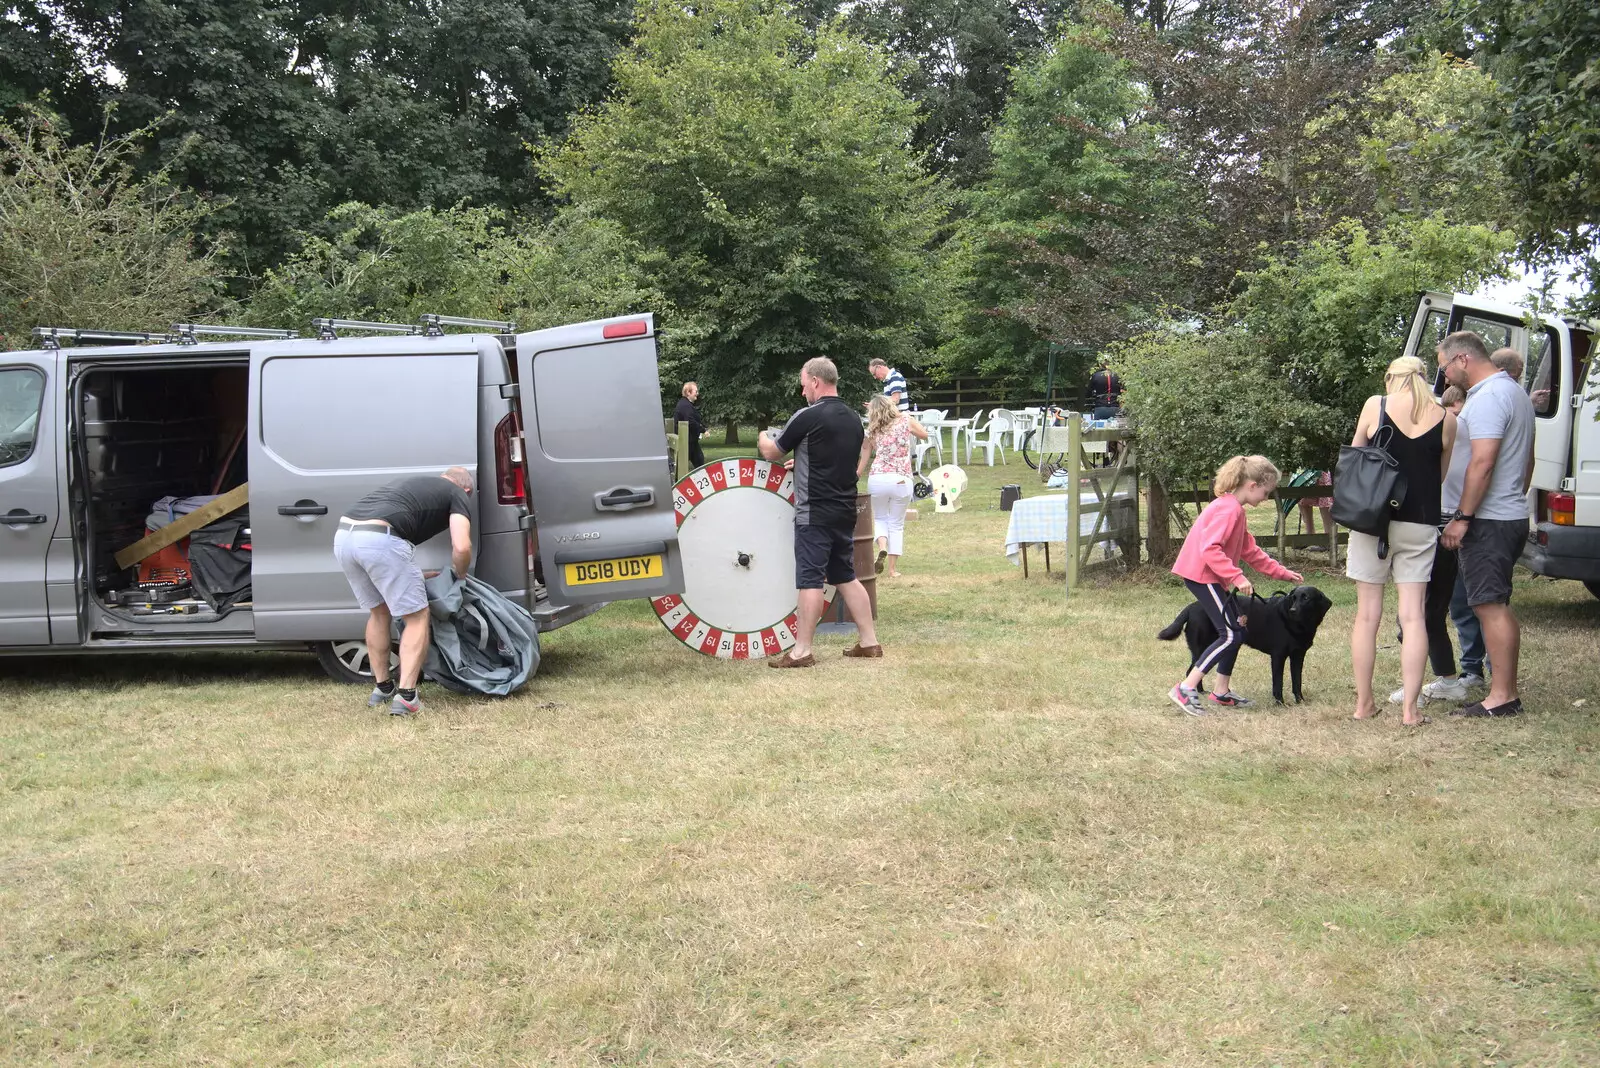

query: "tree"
xmin=934 ymin=20 xmax=1176 ymax=393
xmin=1470 ymin=0 xmax=1599 ymax=310
xmin=34 ymin=0 xmax=635 ymax=275
xmin=838 ymin=0 xmax=1072 ymax=187
xmin=1231 ymin=214 xmax=1515 ymax=434
xmin=0 ymin=112 xmax=223 ymax=347
xmin=1302 ymin=52 xmax=1516 ymax=231
xmin=244 ymin=203 xmax=677 ymax=356
xmin=1109 ymin=214 xmax=1515 ymax=490
xmin=541 ymin=0 xmax=947 ymax=424
xmin=1101 ymin=0 xmax=1434 ymax=302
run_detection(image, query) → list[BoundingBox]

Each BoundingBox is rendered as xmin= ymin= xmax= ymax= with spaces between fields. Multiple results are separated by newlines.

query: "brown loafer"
xmin=768 ymin=650 xmax=815 ymax=669
xmin=842 ymin=643 xmax=883 ymax=658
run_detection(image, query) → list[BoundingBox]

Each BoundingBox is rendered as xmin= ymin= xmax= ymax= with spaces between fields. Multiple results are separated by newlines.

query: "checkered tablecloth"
xmin=1003 ymin=493 xmax=1134 ymax=566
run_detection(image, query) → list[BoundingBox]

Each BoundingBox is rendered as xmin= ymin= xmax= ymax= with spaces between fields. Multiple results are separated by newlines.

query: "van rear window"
xmin=260 ymin=353 xmax=477 ymax=470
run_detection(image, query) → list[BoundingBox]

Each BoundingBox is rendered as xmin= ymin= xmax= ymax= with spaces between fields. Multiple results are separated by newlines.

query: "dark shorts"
xmin=1458 ymin=517 xmax=1528 ymax=607
xmin=794 ymin=524 xmax=855 ymax=589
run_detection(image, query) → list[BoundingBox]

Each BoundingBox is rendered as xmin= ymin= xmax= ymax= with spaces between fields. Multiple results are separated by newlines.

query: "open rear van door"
xmin=1445 ymin=295 xmax=1575 ymax=492
xmin=513 ymin=315 xmax=684 ymax=605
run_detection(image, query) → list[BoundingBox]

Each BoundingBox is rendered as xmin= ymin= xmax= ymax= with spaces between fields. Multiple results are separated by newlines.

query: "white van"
xmin=0 ymin=314 xmax=687 ymax=680
xmin=1402 ymin=291 xmax=1599 ymax=597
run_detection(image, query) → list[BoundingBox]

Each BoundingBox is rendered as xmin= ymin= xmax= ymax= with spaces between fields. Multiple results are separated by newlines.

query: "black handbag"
xmin=1331 ymin=396 xmax=1408 ymax=559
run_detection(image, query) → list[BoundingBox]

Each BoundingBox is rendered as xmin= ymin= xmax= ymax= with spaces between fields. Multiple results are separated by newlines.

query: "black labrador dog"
xmin=1156 ymin=585 xmax=1334 ymax=704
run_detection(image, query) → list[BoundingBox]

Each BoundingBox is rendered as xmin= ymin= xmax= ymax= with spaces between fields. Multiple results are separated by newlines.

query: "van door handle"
xmin=278 ymin=502 xmax=329 ymax=516
xmin=596 ymin=487 xmax=653 ymax=510
xmin=0 ymin=509 xmax=47 ymax=525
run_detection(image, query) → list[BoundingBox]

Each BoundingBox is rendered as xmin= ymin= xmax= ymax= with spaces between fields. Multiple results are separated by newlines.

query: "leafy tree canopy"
xmin=541 ymin=0 xmax=947 ymax=422
xmin=0 ymin=111 xmax=223 ymax=347
xmin=934 ymin=17 xmax=1180 ymax=394
xmin=1111 ymin=214 xmax=1515 ymax=486
xmin=243 ymin=202 xmax=680 ymax=364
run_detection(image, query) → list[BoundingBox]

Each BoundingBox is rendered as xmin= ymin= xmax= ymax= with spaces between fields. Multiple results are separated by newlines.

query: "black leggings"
xmin=1184 ymin=579 xmax=1243 ymax=677
xmin=1423 ymin=544 xmax=1459 ymax=678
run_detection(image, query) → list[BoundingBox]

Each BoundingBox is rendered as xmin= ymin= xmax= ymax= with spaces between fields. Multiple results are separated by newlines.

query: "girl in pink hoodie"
xmin=1168 ymin=455 xmax=1302 ymax=715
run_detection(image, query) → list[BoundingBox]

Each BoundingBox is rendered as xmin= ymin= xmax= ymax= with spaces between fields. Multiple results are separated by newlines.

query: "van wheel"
xmin=1586 ymin=581 xmax=1600 ymax=601
xmin=313 ymin=640 xmax=398 ymax=685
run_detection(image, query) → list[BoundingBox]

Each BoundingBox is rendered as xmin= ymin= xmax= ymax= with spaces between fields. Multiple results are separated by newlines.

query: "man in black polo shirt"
xmin=333 ymin=467 xmax=474 ymax=714
xmin=758 ymin=357 xmax=882 ymax=667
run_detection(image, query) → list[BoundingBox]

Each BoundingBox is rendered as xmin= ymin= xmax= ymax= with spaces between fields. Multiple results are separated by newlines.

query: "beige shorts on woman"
xmin=1346 ymin=520 xmax=1438 ymax=584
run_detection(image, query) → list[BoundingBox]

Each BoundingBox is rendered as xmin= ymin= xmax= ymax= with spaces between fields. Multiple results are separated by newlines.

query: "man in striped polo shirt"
xmin=869 ymin=358 xmax=910 ymax=412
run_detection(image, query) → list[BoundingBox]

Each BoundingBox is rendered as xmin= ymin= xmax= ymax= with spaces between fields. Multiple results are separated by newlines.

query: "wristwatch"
xmin=1450 ymin=511 xmax=1473 ymax=524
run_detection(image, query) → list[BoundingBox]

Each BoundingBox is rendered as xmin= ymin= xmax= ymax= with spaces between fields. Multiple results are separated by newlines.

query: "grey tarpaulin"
xmin=418 ymin=572 xmax=541 ymax=696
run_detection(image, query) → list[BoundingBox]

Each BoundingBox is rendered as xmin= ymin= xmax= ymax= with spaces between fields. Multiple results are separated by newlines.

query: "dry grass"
xmin=3 ymin=450 xmax=1598 ymax=1065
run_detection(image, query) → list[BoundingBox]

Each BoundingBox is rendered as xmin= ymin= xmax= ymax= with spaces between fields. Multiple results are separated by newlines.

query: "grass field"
xmin=3 ymin=445 xmax=1598 ymax=1065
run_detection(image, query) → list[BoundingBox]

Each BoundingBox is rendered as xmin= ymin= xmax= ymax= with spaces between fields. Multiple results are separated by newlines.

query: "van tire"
xmin=313 ymin=639 xmax=399 ymax=685
xmin=1586 ymin=581 xmax=1600 ymax=601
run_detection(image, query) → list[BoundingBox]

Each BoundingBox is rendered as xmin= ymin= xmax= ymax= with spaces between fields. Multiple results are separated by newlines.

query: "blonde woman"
xmin=1349 ymin=355 xmax=1457 ymax=726
xmin=857 ymin=395 xmax=927 ymax=577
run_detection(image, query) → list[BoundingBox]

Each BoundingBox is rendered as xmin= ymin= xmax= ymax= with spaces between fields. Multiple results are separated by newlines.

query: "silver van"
xmin=0 ymin=314 xmax=686 ymax=680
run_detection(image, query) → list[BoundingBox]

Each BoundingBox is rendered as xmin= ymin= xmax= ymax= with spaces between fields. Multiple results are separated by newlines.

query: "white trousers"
xmin=868 ymin=473 xmax=913 ymax=556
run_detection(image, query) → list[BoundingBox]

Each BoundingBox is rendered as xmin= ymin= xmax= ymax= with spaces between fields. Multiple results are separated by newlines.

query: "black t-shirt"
xmin=1088 ymin=369 xmax=1122 ymax=409
xmin=775 ymin=395 xmax=863 ymax=529
xmin=673 ymin=397 xmax=704 ymax=436
xmin=347 ymin=476 xmax=472 ymax=545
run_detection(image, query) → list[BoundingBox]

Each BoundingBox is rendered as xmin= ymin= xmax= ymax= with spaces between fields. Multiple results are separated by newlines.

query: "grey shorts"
xmin=1458 ymin=517 xmax=1528 ymax=606
xmin=1346 ymin=521 xmax=1438 ymax=584
xmin=333 ymin=528 xmax=427 ymax=616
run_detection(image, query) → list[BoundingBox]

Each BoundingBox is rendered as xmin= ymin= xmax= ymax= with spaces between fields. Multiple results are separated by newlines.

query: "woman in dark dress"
xmin=674 ymin=381 xmax=707 ymax=469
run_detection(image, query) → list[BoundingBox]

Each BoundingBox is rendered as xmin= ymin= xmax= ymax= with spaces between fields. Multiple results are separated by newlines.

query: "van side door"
xmin=0 ymin=351 xmax=57 ymax=644
xmin=248 ymin=338 xmax=482 ymax=639
xmin=514 ymin=315 xmax=684 ymax=605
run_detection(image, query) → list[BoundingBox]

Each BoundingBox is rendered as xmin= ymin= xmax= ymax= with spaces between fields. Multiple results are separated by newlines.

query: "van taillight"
xmin=494 ymin=412 xmax=526 ymax=505
xmin=602 ymin=319 xmax=648 ymax=339
xmin=1547 ymin=491 xmax=1575 ymax=526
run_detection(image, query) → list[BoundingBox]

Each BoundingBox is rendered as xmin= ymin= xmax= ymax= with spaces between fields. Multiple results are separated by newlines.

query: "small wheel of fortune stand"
xmin=649 ymin=459 xmax=835 ymax=659
xmin=925 ymin=464 xmax=969 ymax=512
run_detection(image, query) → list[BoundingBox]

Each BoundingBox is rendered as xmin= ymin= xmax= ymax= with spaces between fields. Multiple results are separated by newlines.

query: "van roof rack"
xmin=420 ymin=314 xmax=517 ymax=336
xmin=172 ymin=323 xmax=298 ymax=345
xmin=32 ymin=326 xmax=169 ymax=350
xmin=312 ymin=318 xmax=420 ymax=340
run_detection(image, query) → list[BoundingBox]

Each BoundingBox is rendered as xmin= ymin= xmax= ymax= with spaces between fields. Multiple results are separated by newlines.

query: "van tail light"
xmin=1546 ymin=490 xmax=1575 ymax=526
xmin=494 ymin=412 xmax=526 ymax=505
xmin=602 ymin=319 xmax=649 ymax=339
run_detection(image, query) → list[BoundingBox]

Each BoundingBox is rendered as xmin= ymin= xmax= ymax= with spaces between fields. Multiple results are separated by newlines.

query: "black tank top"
xmin=1379 ymin=404 xmax=1444 ymax=525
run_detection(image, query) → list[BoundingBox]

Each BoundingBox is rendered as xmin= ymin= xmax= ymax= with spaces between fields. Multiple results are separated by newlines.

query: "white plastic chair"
xmin=1009 ymin=409 xmax=1037 ymax=451
xmin=911 ymin=410 xmax=944 ymax=472
xmin=969 ymin=417 xmax=1008 ymax=466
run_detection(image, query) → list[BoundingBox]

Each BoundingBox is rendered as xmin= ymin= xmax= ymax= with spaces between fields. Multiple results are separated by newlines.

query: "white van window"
xmin=1526 ymin=327 xmax=1559 ymax=417
xmin=260 ymin=353 xmax=478 ymax=471
xmin=0 ymin=368 xmax=45 ymax=468
xmin=1458 ymin=314 xmax=1515 ymax=353
xmin=530 ymin=339 xmax=664 ymax=461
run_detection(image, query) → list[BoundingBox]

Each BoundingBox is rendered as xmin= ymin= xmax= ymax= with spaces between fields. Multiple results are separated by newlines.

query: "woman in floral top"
xmin=857 ymin=395 xmax=928 ymax=577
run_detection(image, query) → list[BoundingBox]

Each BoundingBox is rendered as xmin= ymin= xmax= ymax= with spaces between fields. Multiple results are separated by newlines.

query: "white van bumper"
xmin=1522 ymin=523 xmax=1600 ymax=582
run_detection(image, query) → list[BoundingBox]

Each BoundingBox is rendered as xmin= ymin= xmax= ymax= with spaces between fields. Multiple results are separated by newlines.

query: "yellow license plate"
xmin=564 ymin=554 xmax=664 ymax=586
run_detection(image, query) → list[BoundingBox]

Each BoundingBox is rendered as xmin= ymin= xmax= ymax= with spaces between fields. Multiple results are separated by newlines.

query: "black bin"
xmin=1000 ymin=484 xmax=1022 ymax=511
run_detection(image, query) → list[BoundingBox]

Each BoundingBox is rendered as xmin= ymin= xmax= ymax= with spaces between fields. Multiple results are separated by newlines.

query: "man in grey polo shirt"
xmin=1437 ymin=331 xmax=1534 ymax=717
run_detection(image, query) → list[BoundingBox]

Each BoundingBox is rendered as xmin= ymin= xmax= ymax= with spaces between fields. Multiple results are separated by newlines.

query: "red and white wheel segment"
xmin=650 ymin=458 xmax=835 ymax=659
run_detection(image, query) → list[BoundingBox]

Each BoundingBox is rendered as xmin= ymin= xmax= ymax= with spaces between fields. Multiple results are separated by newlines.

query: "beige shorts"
xmin=1346 ymin=521 xmax=1438 ymax=584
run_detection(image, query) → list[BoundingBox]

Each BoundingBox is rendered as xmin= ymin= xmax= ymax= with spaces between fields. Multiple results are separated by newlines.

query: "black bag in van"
xmin=1332 ymin=397 xmax=1408 ymax=559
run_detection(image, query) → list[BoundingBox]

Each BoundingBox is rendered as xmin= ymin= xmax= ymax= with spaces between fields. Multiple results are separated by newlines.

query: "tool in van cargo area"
xmin=114 ymin=483 xmax=249 ymax=570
